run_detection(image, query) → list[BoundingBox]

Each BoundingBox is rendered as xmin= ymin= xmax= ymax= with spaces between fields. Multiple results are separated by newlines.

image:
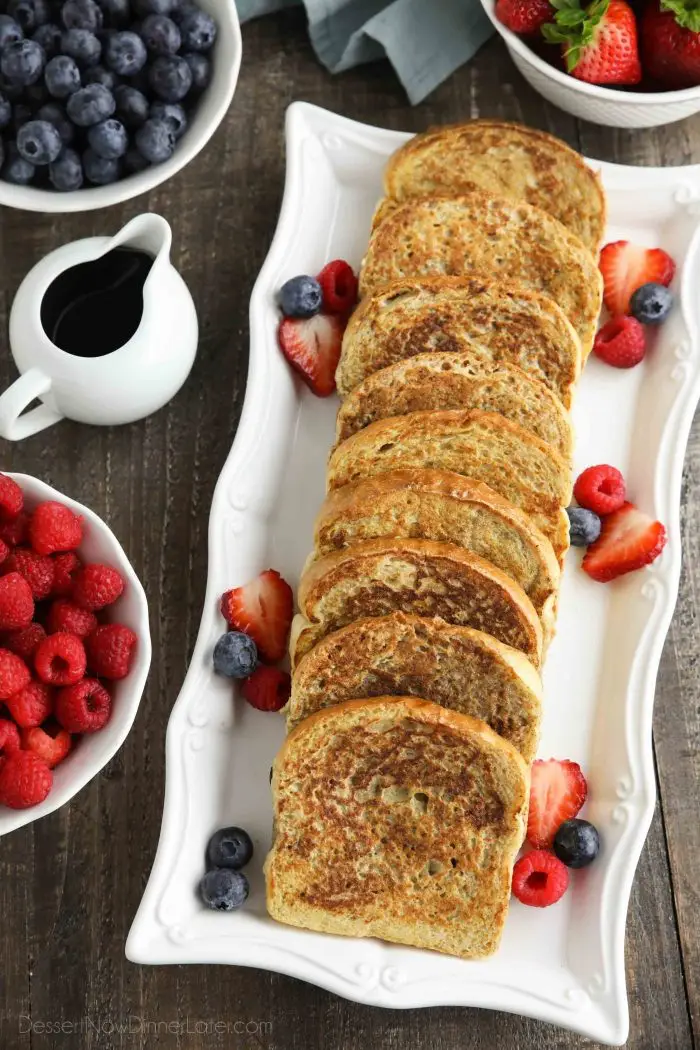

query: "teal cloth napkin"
xmin=235 ymin=0 xmax=494 ymax=104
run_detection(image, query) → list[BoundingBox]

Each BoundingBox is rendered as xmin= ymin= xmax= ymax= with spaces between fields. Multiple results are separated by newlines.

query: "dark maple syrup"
xmin=40 ymin=247 xmax=153 ymax=358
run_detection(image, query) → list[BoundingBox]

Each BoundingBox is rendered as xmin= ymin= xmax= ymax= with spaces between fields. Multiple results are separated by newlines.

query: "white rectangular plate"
xmin=127 ymin=103 xmax=700 ymax=1046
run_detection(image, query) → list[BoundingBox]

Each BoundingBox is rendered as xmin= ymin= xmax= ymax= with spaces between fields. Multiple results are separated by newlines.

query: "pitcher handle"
xmin=0 ymin=368 xmax=64 ymax=441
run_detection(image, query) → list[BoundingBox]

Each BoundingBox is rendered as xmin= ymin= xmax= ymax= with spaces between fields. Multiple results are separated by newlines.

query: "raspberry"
xmin=55 ymin=678 xmax=111 ymax=733
xmin=5 ymin=680 xmax=53 ymax=728
xmin=0 ymin=750 xmax=52 ymax=809
xmin=241 ymin=666 xmax=291 ymax=712
xmin=316 ymin=259 xmax=358 ymax=314
xmin=28 ymin=501 xmax=83 ymax=556
xmin=0 ymin=510 xmax=29 ymax=547
xmin=34 ymin=632 xmax=86 ymax=686
xmin=0 ymin=539 xmax=9 ymax=565
xmin=51 ymin=552 xmax=82 ymax=597
xmin=3 ymin=623 xmax=46 ymax=662
xmin=3 ymin=547 xmax=55 ymax=600
xmin=0 ymin=648 xmax=31 ymax=699
xmin=512 ymin=849 xmax=570 ymax=907
xmin=0 ymin=572 xmax=34 ymax=630
xmin=0 ymin=717 xmax=20 ymax=756
xmin=0 ymin=474 xmax=23 ymax=520
xmin=593 ymin=315 xmax=646 ymax=368
xmin=21 ymin=724 xmax=72 ymax=768
xmin=46 ymin=599 xmax=97 ymax=639
xmin=85 ymin=624 xmax=137 ymax=679
xmin=71 ymin=563 xmax=125 ymax=611
xmin=574 ymin=464 xmax=627 ymax=516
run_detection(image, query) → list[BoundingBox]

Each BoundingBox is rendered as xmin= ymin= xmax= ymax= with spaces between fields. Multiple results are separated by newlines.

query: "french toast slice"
xmin=287 ymin=612 xmax=543 ymax=762
xmin=335 ymin=352 xmax=573 ymax=457
xmin=359 ymin=191 xmax=603 ymax=357
xmin=336 ymin=276 xmax=581 ymax=407
xmin=326 ymin=410 xmax=572 ymax=559
xmin=265 ymin=696 xmax=529 ymax=959
xmin=313 ymin=469 xmax=559 ymax=636
xmin=383 ymin=120 xmax=606 ymax=253
xmin=293 ymin=537 xmax=543 ymax=667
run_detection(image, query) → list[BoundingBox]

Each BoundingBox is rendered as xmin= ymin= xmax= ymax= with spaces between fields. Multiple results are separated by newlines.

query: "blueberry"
xmin=566 ymin=505 xmax=601 ymax=547
xmin=12 ymin=102 xmax=32 ymax=131
xmin=66 ymin=81 xmax=114 ymax=124
xmin=2 ymin=142 xmax=35 ymax=183
xmin=33 ymin=22 xmax=62 ymax=56
xmin=44 ymin=54 xmax=81 ymax=96
xmin=82 ymin=145 xmax=119 ymax=182
xmin=87 ymin=115 xmax=126 ymax=157
xmin=279 ymin=275 xmax=322 ymax=318
xmin=148 ymin=54 xmax=191 ymax=101
xmin=0 ymin=15 xmax=25 ymax=49
xmin=104 ymin=30 xmax=146 ymax=75
xmin=213 ymin=631 xmax=258 ymax=678
xmin=141 ymin=13 xmax=180 ymax=54
xmin=135 ymin=115 xmax=174 ymax=161
xmin=182 ymin=50 xmax=209 ymax=93
xmin=630 ymin=282 xmax=674 ymax=325
xmin=37 ymin=101 xmax=74 ymax=142
xmin=0 ymin=93 xmax=11 ymax=129
xmin=199 ymin=868 xmax=249 ymax=911
xmin=150 ymin=100 xmax=186 ymax=137
xmin=135 ymin=0 xmax=179 ymax=13
xmin=49 ymin=145 xmax=82 ymax=188
xmin=61 ymin=0 xmax=103 ymax=30
xmin=25 ymin=78 xmax=49 ymax=105
xmin=553 ymin=818 xmax=600 ymax=869
xmin=8 ymin=0 xmax=50 ymax=32
xmin=1 ymin=39 xmax=46 ymax=86
xmin=61 ymin=27 xmax=101 ymax=66
xmin=206 ymin=826 xmax=254 ymax=870
xmin=178 ymin=7 xmax=216 ymax=52
xmin=96 ymin=0 xmax=130 ymax=26
xmin=83 ymin=63 xmax=116 ymax=89
xmin=114 ymin=83 xmax=148 ymax=127
xmin=17 ymin=118 xmax=62 ymax=163
xmin=123 ymin=145 xmax=148 ymax=173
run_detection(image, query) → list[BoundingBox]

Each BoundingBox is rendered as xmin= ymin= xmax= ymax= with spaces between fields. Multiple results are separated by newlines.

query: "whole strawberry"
xmin=642 ymin=0 xmax=700 ymax=89
xmin=542 ymin=0 xmax=642 ymax=84
xmin=496 ymin=0 xmax=555 ymax=34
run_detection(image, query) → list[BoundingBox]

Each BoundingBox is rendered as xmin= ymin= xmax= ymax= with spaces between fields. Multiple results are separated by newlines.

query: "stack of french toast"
xmin=265 ymin=121 xmax=605 ymax=960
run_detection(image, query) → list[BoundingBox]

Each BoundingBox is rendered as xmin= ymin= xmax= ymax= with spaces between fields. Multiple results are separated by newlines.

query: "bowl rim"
xmin=0 ymin=473 xmax=152 ymax=836
xmin=0 ymin=0 xmax=242 ymax=214
xmin=480 ymin=0 xmax=700 ymax=104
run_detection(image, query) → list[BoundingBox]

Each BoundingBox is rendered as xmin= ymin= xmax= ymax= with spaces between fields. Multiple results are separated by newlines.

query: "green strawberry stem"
xmin=661 ymin=0 xmax=700 ymax=32
xmin=541 ymin=0 xmax=610 ymax=73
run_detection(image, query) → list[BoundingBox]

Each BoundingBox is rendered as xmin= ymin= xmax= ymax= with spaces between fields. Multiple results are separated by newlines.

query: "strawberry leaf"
xmin=541 ymin=0 xmax=609 ymax=72
xmin=661 ymin=0 xmax=700 ymax=32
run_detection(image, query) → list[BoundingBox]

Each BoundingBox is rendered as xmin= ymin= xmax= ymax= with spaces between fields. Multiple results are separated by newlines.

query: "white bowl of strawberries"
xmin=0 ymin=473 xmax=150 ymax=836
xmin=481 ymin=0 xmax=700 ymax=128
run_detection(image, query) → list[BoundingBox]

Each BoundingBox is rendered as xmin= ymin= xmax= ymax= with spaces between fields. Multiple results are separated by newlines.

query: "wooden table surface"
xmin=0 ymin=11 xmax=698 ymax=1050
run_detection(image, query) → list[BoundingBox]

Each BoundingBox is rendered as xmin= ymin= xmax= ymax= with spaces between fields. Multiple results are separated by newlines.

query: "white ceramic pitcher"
xmin=0 ymin=213 xmax=198 ymax=441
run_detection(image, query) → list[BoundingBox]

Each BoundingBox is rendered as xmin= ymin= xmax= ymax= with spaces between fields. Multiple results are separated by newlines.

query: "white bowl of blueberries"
xmin=0 ymin=0 xmax=241 ymax=210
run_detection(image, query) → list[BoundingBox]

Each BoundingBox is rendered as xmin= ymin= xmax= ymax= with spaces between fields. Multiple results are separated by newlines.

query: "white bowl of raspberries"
xmin=481 ymin=0 xmax=700 ymax=129
xmin=0 ymin=472 xmax=151 ymax=835
xmin=0 ymin=0 xmax=241 ymax=211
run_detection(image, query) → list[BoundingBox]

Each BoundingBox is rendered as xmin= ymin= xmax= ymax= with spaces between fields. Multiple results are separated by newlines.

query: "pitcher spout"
xmin=107 ymin=213 xmax=172 ymax=264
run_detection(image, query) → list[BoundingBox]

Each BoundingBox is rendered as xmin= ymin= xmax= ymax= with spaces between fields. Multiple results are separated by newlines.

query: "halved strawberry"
xmin=599 ymin=241 xmax=676 ymax=315
xmin=582 ymin=502 xmax=667 ymax=582
xmin=220 ymin=570 xmax=293 ymax=663
xmin=527 ymin=759 xmax=587 ymax=849
xmin=278 ymin=313 xmax=344 ymax=397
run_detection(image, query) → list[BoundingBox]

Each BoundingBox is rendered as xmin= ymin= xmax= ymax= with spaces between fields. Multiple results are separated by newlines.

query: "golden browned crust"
xmin=336 ymin=275 xmax=582 ymax=406
xmin=287 ymin=613 xmax=543 ymax=762
xmin=265 ymin=696 xmax=529 ymax=959
xmin=335 ymin=352 xmax=572 ymax=457
xmin=295 ymin=536 xmax=543 ymax=666
xmin=326 ymin=410 xmax=572 ymax=559
xmin=383 ymin=120 xmax=606 ymax=252
xmin=359 ymin=191 xmax=602 ymax=357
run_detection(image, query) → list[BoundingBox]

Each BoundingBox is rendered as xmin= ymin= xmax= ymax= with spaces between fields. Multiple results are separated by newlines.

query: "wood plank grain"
xmin=0 ymin=11 xmax=696 ymax=1049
